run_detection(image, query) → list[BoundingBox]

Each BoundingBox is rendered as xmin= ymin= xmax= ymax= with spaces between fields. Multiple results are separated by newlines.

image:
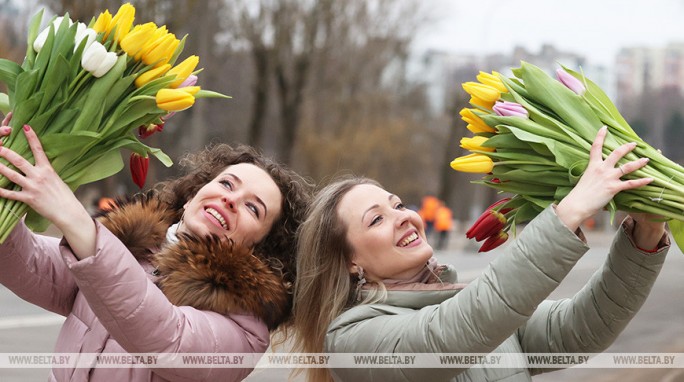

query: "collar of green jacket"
xmin=358 ymin=265 xmax=468 ymax=309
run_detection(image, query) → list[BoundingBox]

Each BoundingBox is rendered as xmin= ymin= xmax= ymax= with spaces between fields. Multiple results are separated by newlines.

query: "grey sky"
xmin=418 ymin=0 xmax=684 ymax=66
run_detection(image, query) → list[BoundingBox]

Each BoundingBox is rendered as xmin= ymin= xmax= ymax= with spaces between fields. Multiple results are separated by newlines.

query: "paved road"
xmin=1 ymin=229 xmax=683 ymax=381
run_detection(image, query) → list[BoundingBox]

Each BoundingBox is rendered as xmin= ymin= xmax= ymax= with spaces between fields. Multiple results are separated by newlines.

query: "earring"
xmin=354 ymin=266 xmax=366 ymax=301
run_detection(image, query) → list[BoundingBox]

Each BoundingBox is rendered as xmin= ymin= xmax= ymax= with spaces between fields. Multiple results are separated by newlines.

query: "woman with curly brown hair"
xmin=0 ymin=124 xmax=312 ymax=382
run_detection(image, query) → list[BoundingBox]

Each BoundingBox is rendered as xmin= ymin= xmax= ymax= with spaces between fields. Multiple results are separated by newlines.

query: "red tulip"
xmin=130 ymin=153 xmax=149 ymax=189
xmin=466 ymin=198 xmax=511 ymax=241
xmin=138 ymin=122 xmax=164 ymax=139
xmin=478 ymin=231 xmax=509 ymax=253
xmin=466 ymin=210 xmax=506 ymax=241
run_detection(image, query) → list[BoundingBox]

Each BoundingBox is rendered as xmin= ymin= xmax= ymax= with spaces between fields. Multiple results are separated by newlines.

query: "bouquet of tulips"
xmin=0 ymin=3 xmax=228 ymax=242
xmin=451 ymin=62 xmax=684 ymax=252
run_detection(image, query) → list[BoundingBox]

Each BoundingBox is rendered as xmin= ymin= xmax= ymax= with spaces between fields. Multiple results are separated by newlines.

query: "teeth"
xmin=399 ymin=232 xmax=418 ymax=247
xmin=206 ymin=208 xmax=228 ymax=229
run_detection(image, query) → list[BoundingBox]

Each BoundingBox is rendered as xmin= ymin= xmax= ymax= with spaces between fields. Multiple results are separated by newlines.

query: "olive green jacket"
xmin=325 ymin=206 xmax=669 ymax=381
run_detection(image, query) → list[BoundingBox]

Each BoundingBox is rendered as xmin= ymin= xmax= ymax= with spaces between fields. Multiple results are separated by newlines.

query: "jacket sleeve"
xmin=326 ymin=205 xmax=590 ymax=382
xmin=0 ymin=221 xmax=77 ymax=316
xmin=60 ymin=220 xmax=269 ymax=382
xmin=517 ymin=217 xmax=669 ymax=375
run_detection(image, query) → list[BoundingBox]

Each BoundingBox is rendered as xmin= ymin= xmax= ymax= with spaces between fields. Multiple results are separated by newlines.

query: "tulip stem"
xmin=627 ymin=202 xmax=684 ymax=222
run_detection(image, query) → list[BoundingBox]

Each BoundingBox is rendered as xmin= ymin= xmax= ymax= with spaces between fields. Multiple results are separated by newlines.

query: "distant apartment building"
xmin=616 ymin=43 xmax=684 ymax=100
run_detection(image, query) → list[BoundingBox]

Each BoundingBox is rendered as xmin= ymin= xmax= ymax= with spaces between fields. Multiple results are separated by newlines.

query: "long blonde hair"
xmin=291 ymin=177 xmax=385 ymax=382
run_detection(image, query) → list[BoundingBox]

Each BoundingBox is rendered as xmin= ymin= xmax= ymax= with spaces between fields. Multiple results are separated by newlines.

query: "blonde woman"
xmin=292 ymin=127 xmax=669 ymax=381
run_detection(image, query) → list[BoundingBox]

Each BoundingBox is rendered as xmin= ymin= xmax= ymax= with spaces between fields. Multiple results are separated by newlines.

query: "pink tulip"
xmin=178 ymin=74 xmax=198 ymax=88
xmin=493 ymin=101 xmax=528 ymax=118
xmin=556 ymin=68 xmax=586 ymax=95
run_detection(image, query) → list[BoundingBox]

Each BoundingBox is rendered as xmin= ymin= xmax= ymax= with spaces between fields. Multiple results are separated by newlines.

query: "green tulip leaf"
xmin=67 ymin=149 xmax=125 ymax=186
xmin=72 ymin=57 xmax=127 ymax=133
xmin=563 ymin=65 xmax=635 ymax=136
xmin=38 ymin=55 xmax=70 ymax=114
xmin=168 ymin=34 xmax=187 ymax=67
xmin=520 ymin=62 xmax=603 ymax=140
xmin=668 ymin=220 xmax=684 ymax=254
xmin=512 ymin=202 xmax=544 ymax=226
xmin=13 ymin=69 xmax=40 ymax=107
xmin=103 ymin=75 xmax=136 ymax=115
xmin=32 ymin=26 xmax=56 ymax=79
xmin=24 ymin=9 xmax=44 ymax=69
xmin=0 ymin=93 xmax=9 ymax=115
xmin=567 ymin=160 xmax=588 ymax=184
xmin=194 ymin=90 xmax=232 ymax=99
xmin=484 ymin=133 xmax=531 ymax=150
xmin=473 ymin=179 xmax=556 ymax=196
xmin=24 ymin=210 xmax=51 ymax=233
xmin=0 ymin=59 xmax=23 ymax=93
xmin=11 ymin=92 xmax=42 ymax=129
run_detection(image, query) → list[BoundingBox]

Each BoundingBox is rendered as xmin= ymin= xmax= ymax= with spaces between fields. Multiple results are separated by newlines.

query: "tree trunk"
xmin=247 ymin=46 xmax=269 ymax=146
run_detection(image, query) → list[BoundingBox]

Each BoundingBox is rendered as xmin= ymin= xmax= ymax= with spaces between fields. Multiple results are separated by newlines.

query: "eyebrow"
xmin=361 ymin=194 xmax=398 ymax=223
xmin=224 ymin=172 xmax=268 ymax=218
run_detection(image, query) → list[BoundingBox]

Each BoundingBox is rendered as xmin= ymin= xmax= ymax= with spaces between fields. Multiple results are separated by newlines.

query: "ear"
xmin=348 ymin=262 xmax=359 ymax=275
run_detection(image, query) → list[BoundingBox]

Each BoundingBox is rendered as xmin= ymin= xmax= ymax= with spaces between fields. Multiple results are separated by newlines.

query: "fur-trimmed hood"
xmin=96 ymin=194 xmax=290 ymax=330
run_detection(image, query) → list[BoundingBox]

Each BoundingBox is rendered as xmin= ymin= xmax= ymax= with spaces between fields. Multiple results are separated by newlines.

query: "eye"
xmin=395 ymin=202 xmax=405 ymax=210
xmin=370 ymin=215 xmax=382 ymax=227
xmin=219 ymin=179 xmax=233 ymax=190
xmin=247 ymin=202 xmax=260 ymax=218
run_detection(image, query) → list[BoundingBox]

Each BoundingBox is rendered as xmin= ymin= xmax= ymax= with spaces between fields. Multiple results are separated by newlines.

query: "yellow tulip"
xmin=120 ymin=22 xmax=157 ymax=58
xmin=166 ymin=56 xmax=199 ymax=88
xmin=460 ymin=136 xmax=495 ymax=152
xmin=109 ymin=3 xmax=135 ymax=42
xmin=450 ymin=153 xmax=494 ymax=173
xmin=460 ymin=108 xmax=495 ymax=133
xmin=469 ymin=96 xmax=494 ymax=110
xmin=142 ymin=33 xmax=179 ymax=67
xmin=135 ymin=64 xmax=171 ymax=88
xmin=476 ymin=71 xmax=508 ymax=93
xmin=92 ymin=10 xmax=112 ymax=35
xmin=156 ymin=88 xmax=196 ymax=111
xmin=462 ymin=82 xmax=500 ymax=104
xmin=179 ymin=86 xmax=200 ymax=96
xmin=134 ymin=26 xmax=167 ymax=58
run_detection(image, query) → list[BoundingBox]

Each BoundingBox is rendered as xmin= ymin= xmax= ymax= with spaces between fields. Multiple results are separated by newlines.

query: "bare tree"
xmin=225 ymin=0 xmax=427 ymax=165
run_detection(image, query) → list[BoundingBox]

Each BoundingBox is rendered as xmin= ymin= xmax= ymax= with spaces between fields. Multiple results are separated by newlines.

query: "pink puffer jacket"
xmin=0 ymin=220 xmax=269 ymax=382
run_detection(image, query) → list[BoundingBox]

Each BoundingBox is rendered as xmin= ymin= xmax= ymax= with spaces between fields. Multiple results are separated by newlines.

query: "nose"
xmin=222 ymin=195 xmax=238 ymax=212
xmin=394 ymin=209 xmax=411 ymax=228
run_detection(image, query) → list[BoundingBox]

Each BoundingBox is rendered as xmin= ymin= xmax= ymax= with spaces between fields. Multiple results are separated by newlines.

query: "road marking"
xmin=0 ymin=314 xmax=65 ymax=330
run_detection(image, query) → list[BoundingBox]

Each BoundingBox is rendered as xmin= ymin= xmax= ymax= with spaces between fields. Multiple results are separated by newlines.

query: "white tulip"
xmin=93 ymin=52 xmax=118 ymax=77
xmin=52 ymin=16 xmax=73 ymax=30
xmin=74 ymin=23 xmax=97 ymax=52
xmin=33 ymin=28 xmax=50 ymax=52
xmin=33 ymin=15 xmax=75 ymax=53
xmin=81 ymin=42 xmax=118 ymax=78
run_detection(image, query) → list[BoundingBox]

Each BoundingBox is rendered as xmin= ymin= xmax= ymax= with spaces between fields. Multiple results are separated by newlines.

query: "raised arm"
xmin=517 ymin=215 xmax=668 ymax=375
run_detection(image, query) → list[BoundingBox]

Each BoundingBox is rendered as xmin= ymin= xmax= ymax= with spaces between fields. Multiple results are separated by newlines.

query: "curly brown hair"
xmin=155 ymin=143 xmax=313 ymax=301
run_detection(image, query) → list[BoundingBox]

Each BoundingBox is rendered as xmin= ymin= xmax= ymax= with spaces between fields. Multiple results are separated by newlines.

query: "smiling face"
xmin=338 ymin=184 xmax=433 ymax=281
xmin=179 ymin=163 xmax=283 ymax=247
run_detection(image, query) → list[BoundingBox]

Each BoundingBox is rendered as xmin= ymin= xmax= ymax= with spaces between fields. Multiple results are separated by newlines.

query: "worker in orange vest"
xmin=434 ymin=202 xmax=453 ymax=250
xmin=418 ymin=195 xmax=440 ymax=239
